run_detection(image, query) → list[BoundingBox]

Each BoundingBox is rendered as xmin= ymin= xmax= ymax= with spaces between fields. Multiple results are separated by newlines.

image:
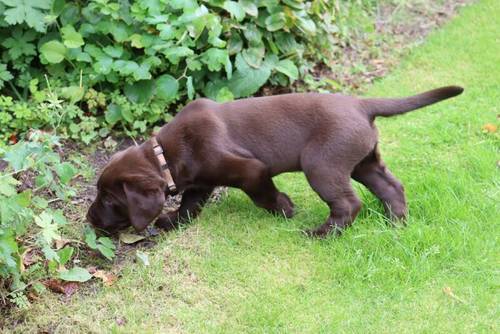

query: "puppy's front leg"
xmin=155 ymin=186 xmax=214 ymax=231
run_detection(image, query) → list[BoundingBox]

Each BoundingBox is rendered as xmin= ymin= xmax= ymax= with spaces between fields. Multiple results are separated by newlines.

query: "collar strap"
xmin=151 ymin=137 xmax=177 ymax=193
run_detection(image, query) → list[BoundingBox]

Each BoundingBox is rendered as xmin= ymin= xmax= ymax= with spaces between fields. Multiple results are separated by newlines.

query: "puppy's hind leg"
xmin=352 ymin=148 xmax=407 ymax=221
xmin=303 ymin=168 xmax=362 ymax=238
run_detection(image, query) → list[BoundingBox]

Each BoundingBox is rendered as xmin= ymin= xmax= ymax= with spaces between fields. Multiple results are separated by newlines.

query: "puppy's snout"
xmin=86 ymin=211 xmax=94 ymax=224
xmin=86 ymin=205 xmax=100 ymax=227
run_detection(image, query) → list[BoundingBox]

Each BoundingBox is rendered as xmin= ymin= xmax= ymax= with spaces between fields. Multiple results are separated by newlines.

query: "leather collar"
xmin=151 ymin=137 xmax=177 ymax=193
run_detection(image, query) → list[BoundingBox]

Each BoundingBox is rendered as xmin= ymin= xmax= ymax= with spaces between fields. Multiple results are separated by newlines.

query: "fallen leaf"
xmin=136 ymin=250 xmax=150 ymax=266
xmin=43 ymin=279 xmax=80 ymax=297
xmin=87 ymin=266 xmax=98 ymax=274
xmin=119 ymin=232 xmax=146 ymax=244
xmin=22 ymin=248 xmax=40 ymax=268
xmin=55 ymin=238 xmax=72 ymax=250
xmin=442 ymin=286 xmax=466 ymax=304
xmin=104 ymin=136 xmax=118 ymax=150
xmin=93 ymin=270 xmax=118 ymax=286
xmin=9 ymin=133 xmax=18 ymax=144
xmin=482 ymin=123 xmax=497 ymax=133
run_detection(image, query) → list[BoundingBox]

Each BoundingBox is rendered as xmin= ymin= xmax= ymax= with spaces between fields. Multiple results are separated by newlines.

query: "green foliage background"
xmin=0 ymin=0 xmax=375 ymax=143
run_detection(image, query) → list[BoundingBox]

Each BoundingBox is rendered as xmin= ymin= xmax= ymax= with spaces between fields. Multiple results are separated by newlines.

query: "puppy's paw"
xmin=304 ymin=223 xmax=342 ymax=238
xmin=155 ymin=211 xmax=180 ymax=231
xmin=276 ymin=192 xmax=295 ymax=218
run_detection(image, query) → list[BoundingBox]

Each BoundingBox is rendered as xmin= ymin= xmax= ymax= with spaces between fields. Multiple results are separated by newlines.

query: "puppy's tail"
xmin=360 ymin=86 xmax=464 ymax=120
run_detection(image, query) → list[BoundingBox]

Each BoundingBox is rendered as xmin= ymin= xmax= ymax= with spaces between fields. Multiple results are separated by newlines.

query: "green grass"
xmin=8 ymin=0 xmax=499 ymax=332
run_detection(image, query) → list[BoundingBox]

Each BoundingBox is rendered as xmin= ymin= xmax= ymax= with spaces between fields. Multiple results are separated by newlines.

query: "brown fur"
xmin=87 ymin=86 xmax=463 ymax=237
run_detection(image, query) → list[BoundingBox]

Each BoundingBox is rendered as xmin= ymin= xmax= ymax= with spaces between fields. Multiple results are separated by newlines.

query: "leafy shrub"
xmin=0 ymin=132 xmax=115 ymax=308
xmin=0 ymin=0 xmax=374 ymax=142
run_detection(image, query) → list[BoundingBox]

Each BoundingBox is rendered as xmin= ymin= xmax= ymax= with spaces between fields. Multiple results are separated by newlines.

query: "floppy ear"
xmin=123 ymin=183 xmax=165 ymax=232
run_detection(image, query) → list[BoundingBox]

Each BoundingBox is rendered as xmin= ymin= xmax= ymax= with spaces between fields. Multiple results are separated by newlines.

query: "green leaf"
xmin=97 ymin=237 xmax=115 ymax=260
xmin=61 ymin=25 xmax=84 ymax=48
xmin=0 ymin=231 xmax=18 ymax=269
xmin=55 ymin=162 xmax=76 ymax=184
xmin=282 ymin=0 xmax=305 ymax=10
xmin=227 ymin=33 xmax=243 ymax=55
xmin=242 ymin=47 xmax=265 ymax=68
xmin=60 ymin=86 xmax=84 ymax=104
xmin=3 ymin=143 xmax=31 ymax=171
xmin=57 ymin=246 xmax=74 ymax=266
xmin=1 ymin=0 xmax=51 ymax=32
xmin=275 ymin=59 xmax=299 ymax=81
xmin=76 ymin=52 xmax=92 ymax=63
xmin=240 ymin=0 xmax=258 ymax=16
xmin=265 ymin=12 xmax=286 ymax=32
xmin=35 ymin=211 xmax=60 ymax=244
xmin=0 ymin=175 xmax=19 ymax=196
xmin=200 ymin=48 xmax=229 ymax=72
xmin=42 ymin=245 xmax=59 ymax=262
xmin=297 ymin=16 xmax=317 ymax=35
xmin=52 ymin=0 xmax=65 ymax=15
xmin=129 ymin=34 xmax=143 ymax=48
xmin=97 ymin=244 xmax=114 ymax=261
xmin=162 ymin=46 xmax=194 ymax=65
xmin=103 ymin=45 xmax=123 ymax=58
xmin=124 ymin=80 xmax=155 ymax=104
xmin=15 ymin=190 xmax=32 ymax=207
xmin=109 ymin=22 xmax=129 ymax=42
xmin=133 ymin=63 xmax=152 ymax=81
xmin=84 ymin=227 xmax=97 ymax=249
xmin=228 ymin=54 xmax=272 ymax=98
xmin=216 ymin=87 xmax=234 ymax=102
xmin=113 ymin=60 xmax=139 ymax=76
xmin=223 ymin=1 xmax=245 ymax=22
xmin=33 ymin=196 xmax=48 ymax=209
xmin=1 ymin=28 xmax=37 ymax=59
xmin=0 ymin=64 xmax=13 ymax=89
xmin=121 ymin=108 xmax=133 ymax=123
xmin=105 ymin=103 xmax=122 ymax=125
xmin=93 ymin=56 xmax=113 ymax=74
xmin=243 ymin=24 xmax=262 ymax=47
xmin=155 ymin=74 xmax=178 ymax=101
xmin=40 ymin=40 xmax=67 ymax=64
xmin=98 ymin=237 xmax=115 ymax=250
xmin=274 ymin=32 xmax=300 ymax=54
xmin=59 ymin=266 xmax=92 ymax=282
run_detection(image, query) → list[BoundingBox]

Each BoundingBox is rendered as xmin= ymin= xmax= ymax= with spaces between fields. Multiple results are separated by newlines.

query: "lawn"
xmin=8 ymin=0 xmax=499 ymax=332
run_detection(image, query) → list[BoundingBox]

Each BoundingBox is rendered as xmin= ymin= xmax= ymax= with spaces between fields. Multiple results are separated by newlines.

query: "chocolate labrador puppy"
xmin=87 ymin=86 xmax=463 ymax=237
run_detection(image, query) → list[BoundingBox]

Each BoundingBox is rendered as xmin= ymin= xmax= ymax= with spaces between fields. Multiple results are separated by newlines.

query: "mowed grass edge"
xmin=8 ymin=0 xmax=499 ymax=333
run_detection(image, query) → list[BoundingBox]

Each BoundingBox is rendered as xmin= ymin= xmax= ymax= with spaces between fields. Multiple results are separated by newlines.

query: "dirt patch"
xmin=325 ymin=0 xmax=474 ymax=91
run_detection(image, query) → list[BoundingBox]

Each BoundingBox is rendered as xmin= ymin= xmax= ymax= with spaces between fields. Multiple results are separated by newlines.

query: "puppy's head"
xmin=87 ymin=145 xmax=166 ymax=233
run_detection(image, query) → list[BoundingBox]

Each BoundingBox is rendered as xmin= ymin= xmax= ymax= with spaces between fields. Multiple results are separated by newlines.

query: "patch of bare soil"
xmin=322 ymin=0 xmax=475 ymax=91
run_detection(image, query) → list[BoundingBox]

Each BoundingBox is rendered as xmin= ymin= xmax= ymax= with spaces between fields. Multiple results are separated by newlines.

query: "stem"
xmin=7 ymin=81 xmax=23 ymax=101
xmin=44 ymin=74 xmax=52 ymax=94
xmin=176 ymin=66 xmax=188 ymax=81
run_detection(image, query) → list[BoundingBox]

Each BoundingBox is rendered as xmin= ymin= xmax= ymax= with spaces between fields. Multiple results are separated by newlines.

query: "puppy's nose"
xmin=86 ymin=210 xmax=98 ymax=226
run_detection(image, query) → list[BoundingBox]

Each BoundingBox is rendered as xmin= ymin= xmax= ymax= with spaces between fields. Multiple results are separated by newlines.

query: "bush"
xmin=0 ymin=0 xmax=375 ymax=142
